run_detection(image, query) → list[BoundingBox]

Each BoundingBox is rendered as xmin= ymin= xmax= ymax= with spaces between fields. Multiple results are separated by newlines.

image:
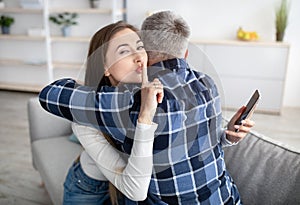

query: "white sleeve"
xmin=72 ymin=122 xmax=157 ymax=201
xmin=220 ymin=128 xmax=238 ymax=147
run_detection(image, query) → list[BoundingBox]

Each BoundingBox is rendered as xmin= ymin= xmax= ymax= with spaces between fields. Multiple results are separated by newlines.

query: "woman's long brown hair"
xmin=84 ymin=21 xmax=140 ymax=205
xmin=84 ymin=21 xmax=139 ymax=88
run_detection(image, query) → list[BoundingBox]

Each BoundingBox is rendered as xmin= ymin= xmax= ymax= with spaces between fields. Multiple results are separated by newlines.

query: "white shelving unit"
xmin=189 ymin=40 xmax=290 ymax=114
xmin=0 ymin=7 xmax=43 ymax=14
xmin=0 ymin=0 xmax=124 ymax=92
xmin=49 ymin=8 xmax=112 ymax=14
xmin=0 ymin=34 xmax=45 ymax=40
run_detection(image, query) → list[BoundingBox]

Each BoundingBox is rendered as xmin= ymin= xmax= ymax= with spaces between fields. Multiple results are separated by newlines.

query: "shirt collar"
xmin=151 ymin=58 xmax=189 ymax=72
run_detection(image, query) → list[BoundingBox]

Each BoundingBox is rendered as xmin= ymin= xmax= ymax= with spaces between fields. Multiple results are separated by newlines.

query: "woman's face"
xmin=105 ymin=28 xmax=148 ymax=86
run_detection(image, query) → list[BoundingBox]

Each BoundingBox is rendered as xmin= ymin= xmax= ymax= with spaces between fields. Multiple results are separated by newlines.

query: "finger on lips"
xmin=141 ymin=63 xmax=148 ymax=86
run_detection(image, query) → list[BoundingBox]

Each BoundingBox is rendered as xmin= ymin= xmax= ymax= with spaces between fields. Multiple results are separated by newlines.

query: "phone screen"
xmin=235 ymin=90 xmax=260 ymax=126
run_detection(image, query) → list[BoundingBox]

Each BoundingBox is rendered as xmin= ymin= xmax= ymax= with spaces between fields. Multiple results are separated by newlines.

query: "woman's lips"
xmin=136 ymin=62 xmax=143 ymax=73
xmin=136 ymin=67 xmax=142 ymax=73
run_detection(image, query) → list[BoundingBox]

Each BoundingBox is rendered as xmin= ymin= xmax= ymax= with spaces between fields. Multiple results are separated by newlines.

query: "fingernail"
xmin=234 ymin=125 xmax=239 ymax=129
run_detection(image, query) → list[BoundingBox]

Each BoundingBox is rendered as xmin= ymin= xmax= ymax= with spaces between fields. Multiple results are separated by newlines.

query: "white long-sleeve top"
xmin=72 ymin=122 xmax=157 ymax=201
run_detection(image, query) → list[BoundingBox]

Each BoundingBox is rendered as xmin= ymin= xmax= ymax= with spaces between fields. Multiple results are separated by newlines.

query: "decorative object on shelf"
xmin=19 ymin=0 xmax=43 ymax=9
xmin=49 ymin=12 xmax=78 ymax=37
xmin=0 ymin=0 xmax=5 ymax=8
xmin=0 ymin=15 xmax=15 ymax=35
xmin=275 ymin=0 xmax=289 ymax=42
xmin=236 ymin=27 xmax=259 ymax=41
xmin=89 ymin=0 xmax=101 ymax=8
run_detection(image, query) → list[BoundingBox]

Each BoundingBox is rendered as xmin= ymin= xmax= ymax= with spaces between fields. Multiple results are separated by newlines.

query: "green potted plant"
xmin=0 ymin=15 xmax=14 ymax=34
xmin=275 ymin=0 xmax=289 ymax=41
xmin=49 ymin=12 xmax=78 ymax=37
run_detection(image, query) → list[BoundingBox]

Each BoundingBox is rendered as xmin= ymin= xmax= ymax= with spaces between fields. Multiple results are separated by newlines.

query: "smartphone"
xmin=235 ymin=90 xmax=260 ymax=131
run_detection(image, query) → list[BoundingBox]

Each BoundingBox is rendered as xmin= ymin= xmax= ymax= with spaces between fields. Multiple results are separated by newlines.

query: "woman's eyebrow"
xmin=136 ymin=40 xmax=143 ymax=44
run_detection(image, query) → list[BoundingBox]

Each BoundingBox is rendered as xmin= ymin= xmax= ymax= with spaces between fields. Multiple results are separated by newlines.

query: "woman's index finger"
xmin=142 ymin=65 xmax=148 ymax=86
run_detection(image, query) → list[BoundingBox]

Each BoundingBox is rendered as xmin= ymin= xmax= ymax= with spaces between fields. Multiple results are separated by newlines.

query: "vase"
xmin=276 ymin=31 xmax=285 ymax=42
xmin=61 ymin=26 xmax=71 ymax=37
xmin=0 ymin=2 xmax=5 ymax=8
xmin=1 ymin=26 xmax=10 ymax=34
xmin=90 ymin=0 xmax=101 ymax=8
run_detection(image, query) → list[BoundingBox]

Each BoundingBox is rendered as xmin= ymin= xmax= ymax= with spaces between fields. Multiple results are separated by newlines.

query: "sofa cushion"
xmin=32 ymin=136 xmax=82 ymax=205
xmin=28 ymin=97 xmax=72 ymax=143
xmin=224 ymin=131 xmax=300 ymax=204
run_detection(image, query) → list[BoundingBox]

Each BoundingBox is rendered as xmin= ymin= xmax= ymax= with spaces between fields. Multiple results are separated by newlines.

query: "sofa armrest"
xmin=27 ymin=97 xmax=72 ymax=143
xmin=224 ymin=131 xmax=300 ymax=204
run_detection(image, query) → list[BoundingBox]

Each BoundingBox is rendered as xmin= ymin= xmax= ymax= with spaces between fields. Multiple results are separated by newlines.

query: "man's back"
xmin=121 ymin=58 xmax=240 ymax=204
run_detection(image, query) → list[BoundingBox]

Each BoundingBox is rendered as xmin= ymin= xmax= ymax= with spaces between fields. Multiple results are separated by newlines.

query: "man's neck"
xmin=148 ymin=57 xmax=175 ymax=66
xmin=148 ymin=59 xmax=161 ymax=66
xmin=148 ymin=49 xmax=187 ymax=66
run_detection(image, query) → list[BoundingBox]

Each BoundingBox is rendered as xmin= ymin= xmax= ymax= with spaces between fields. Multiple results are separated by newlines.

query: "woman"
xmin=63 ymin=21 xmax=163 ymax=205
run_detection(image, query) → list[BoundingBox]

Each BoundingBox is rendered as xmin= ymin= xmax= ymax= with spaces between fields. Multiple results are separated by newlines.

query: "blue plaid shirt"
xmin=39 ymin=58 xmax=241 ymax=204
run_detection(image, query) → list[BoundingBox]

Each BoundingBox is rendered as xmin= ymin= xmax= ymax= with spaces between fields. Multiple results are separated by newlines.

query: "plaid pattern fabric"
xmin=39 ymin=58 xmax=241 ymax=204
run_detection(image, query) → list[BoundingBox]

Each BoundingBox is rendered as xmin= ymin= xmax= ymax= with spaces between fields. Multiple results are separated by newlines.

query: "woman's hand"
xmin=138 ymin=65 xmax=164 ymax=124
xmin=225 ymin=106 xmax=255 ymax=143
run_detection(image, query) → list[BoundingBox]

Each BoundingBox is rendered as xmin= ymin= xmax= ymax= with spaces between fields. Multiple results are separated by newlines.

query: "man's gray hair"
xmin=141 ymin=10 xmax=191 ymax=61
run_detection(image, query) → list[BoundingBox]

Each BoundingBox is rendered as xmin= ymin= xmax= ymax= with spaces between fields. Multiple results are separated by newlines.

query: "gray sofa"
xmin=27 ymin=97 xmax=300 ymax=205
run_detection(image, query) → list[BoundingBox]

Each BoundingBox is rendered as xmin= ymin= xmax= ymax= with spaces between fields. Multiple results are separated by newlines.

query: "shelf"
xmin=53 ymin=61 xmax=83 ymax=69
xmin=0 ymin=59 xmax=47 ymax=67
xmin=0 ymin=59 xmax=84 ymax=69
xmin=0 ymin=35 xmax=90 ymax=42
xmin=0 ymin=34 xmax=45 ymax=41
xmin=0 ymin=82 xmax=42 ymax=93
xmin=0 ymin=8 xmax=43 ymax=14
xmin=190 ymin=39 xmax=290 ymax=48
xmin=0 ymin=7 xmax=114 ymax=14
xmin=51 ymin=36 xmax=90 ymax=43
xmin=49 ymin=8 xmax=111 ymax=14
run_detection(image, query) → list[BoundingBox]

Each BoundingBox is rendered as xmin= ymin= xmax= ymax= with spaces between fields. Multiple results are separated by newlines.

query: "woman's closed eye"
xmin=116 ymin=44 xmax=131 ymax=56
xmin=137 ymin=45 xmax=145 ymax=51
xmin=137 ymin=40 xmax=145 ymax=51
xmin=118 ymin=46 xmax=144 ymax=56
xmin=118 ymin=49 xmax=130 ymax=55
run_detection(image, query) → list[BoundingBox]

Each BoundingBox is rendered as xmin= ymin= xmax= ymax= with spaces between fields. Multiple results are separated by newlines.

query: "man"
xmin=39 ymin=11 xmax=254 ymax=204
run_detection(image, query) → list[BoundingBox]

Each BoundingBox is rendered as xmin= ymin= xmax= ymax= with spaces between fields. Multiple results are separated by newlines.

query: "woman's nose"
xmin=134 ymin=52 xmax=143 ymax=64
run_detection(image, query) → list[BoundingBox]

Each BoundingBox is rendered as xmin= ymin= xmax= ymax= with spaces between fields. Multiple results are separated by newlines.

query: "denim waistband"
xmin=72 ymin=158 xmax=109 ymax=187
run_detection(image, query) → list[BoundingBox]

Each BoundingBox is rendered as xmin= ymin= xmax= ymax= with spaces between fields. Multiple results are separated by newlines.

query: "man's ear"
xmin=184 ymin=49 xmax=189 ymax=59
xmin=104 ymin=71 xmax=110 ymax=77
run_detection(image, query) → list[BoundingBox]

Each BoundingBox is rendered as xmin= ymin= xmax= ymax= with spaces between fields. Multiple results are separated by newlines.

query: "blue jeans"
xmin=63 ymin=160 xmax=111 ymax=205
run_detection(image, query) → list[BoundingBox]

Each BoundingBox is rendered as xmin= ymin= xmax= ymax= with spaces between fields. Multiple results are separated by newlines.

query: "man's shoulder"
xmin=188 ymin=68 xmax=216 ymax=89
xmin=198 ymin=72 xmax=215 ymax=88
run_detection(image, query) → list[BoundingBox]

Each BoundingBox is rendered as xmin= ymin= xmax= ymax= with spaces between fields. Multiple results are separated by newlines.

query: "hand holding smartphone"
xmin=235 ymin=90 xmax=260 ymax=131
